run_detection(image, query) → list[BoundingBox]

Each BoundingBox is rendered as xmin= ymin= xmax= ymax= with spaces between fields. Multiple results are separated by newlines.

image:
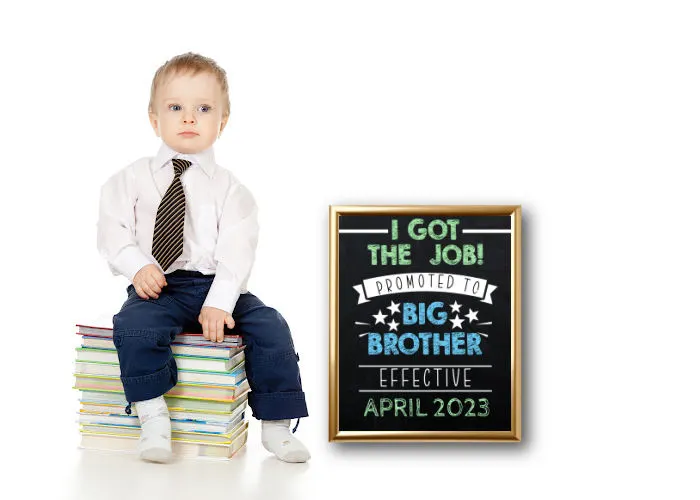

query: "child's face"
xmin=149 ymin=71 xmax=228 ymax=154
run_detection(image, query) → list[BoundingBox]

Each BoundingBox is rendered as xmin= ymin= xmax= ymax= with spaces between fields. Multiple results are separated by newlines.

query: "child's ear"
xmin=149 ymin=112 xmax=161 ymax=137
xmin=219 ymin=115 xmax=229 ymax=136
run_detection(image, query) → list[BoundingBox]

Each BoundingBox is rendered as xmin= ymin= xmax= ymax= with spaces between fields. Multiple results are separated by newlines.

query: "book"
xmin=75 ymin=347 xmax=245 ymax=373
xmin=80 ymin=417 xmax=247 ymax=444
xmin=80 ymin=421 xmax=249 ymax=459
xmin=79 ymin=402 xmax=242 ymax=422
xmin=79 ymin=403 xmax=247 ymax=434
xmin=74 ymin=360 xmax=247 ymax=386
xmin=167 ymin=379 xmax=249 ymax=401
xmin=79 ymin=390 xmax=249 ymax=413
xmin=74 ymin=373 xmax=250 ymax=401
xmin=76 ymin=323 xmax=243 ymax=347
xmin=175 ymin=334 xmax=243 ymax=347
xmin=81 ymin=336 xmax=243 ymax=359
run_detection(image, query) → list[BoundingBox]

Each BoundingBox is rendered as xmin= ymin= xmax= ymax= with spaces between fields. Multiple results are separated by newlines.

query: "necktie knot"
xmin=172 ymin=158 xmax=192 ymax=176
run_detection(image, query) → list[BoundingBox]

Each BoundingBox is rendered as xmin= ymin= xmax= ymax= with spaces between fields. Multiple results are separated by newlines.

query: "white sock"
xmin=134 ymin=395 xmax=172 ymax=463
xmin=261 ymin=419 xmax=310 ymax=463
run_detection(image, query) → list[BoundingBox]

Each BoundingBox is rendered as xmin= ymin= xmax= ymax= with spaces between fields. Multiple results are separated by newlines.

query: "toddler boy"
xmin=97 ymin=52 xmax=309 ymax=464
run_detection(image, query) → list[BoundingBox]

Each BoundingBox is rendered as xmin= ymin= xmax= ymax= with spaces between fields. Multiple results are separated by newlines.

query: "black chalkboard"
xmin=329 ymin=206 xmax=521 ymax=441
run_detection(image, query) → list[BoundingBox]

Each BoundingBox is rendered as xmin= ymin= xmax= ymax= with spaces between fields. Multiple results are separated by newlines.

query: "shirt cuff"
xmin=112 ymin=245 xmax=154 ymax=282
xmin=203 ymin=273 xmax=241 ymax=314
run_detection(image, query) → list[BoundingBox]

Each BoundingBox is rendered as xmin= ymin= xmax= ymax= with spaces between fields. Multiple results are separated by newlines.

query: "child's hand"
xmin=133 ymin=264 xmax=167 ymax=300
xmin=198 ymin=306 xmax=236 ymax=342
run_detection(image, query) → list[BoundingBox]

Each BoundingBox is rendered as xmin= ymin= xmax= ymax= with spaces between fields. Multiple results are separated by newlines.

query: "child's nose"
xmin=183 ymin=110 xmax=196 ymax=123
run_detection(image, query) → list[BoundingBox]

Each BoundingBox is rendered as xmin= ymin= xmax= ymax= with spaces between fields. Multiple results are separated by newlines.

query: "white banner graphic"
xmin=353 ymin=272 xmax=497 ymax=305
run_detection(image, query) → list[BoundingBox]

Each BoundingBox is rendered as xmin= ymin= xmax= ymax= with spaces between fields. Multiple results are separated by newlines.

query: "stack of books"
xmin=73 ymin=323 xmax=250 ymax=459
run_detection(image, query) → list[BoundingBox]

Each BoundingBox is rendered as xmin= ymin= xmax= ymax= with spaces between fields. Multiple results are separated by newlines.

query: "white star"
xmin=387 ymin=301 xmax=401 ymax=315
xmin=450 ymin=314 xmax=465 ymax=329
xmin=387 ymin=319 xmax=400 ymax=331
xmin=449 ymin=300 xmax=462 ymax=313
xmin=372 ymin=309 xmax=388 ymax=325
xmin=466 ymin=308 xmax=479 ymax=323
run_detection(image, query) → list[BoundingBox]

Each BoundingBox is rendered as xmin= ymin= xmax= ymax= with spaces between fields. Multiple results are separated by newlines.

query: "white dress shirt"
xmin=97 ymin=142 xmax=259 ymax=313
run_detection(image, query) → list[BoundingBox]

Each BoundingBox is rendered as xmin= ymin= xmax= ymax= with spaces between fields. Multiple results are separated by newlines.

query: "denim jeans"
xmin=112 ymin=269 xmax=308 ymax=427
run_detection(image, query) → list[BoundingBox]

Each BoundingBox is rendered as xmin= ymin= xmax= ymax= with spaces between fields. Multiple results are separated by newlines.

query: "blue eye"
xmin=168 ymin=104 xmax=181 ymax=111
xmin=198 ymin=105 xmax=211 ymax=113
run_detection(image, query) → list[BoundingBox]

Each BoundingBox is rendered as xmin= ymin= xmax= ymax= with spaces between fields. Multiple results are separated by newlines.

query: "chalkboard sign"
xmin=329 ymin=206 xmax=521 ymax=442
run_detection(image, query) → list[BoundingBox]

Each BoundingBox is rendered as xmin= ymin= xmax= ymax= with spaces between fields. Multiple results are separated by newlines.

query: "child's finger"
xmin=216 ymin=319 xmax=224 ymax=342
xmin=159 ymin=274 xmax=168 ymax=287
xmin=202 ymin=318 xmax=210 ymax=340
xmin=225 ymin=315 xmax=235 ymax=329
xmin=143 ymin=283 xmax=158 ymax=299
xmin=199 ymin=313 xmax=208 ymax=340
xmin=135 ymin=285 xmax=148 ymax=300
xmin=147 ymin=276 xmax=161 ymax=293
xmin=211 ymin=319 xmax=218 ymax=341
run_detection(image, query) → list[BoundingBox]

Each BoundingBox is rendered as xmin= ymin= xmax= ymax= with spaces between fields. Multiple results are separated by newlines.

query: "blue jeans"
xmin=112 ymin=269 xmax=308 ymax=427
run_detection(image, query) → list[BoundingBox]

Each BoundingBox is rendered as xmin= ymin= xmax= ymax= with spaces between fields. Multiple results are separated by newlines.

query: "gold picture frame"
xmin=329 ymin=205 xmax=521 ymax=442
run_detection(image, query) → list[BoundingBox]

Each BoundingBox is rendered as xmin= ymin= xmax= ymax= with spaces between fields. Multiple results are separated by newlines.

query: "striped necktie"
xmin=152 ymin=158 xmax=191 ymax=272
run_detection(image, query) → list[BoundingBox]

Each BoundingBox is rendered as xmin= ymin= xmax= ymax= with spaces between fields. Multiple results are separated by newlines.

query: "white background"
xmin=1 ymin=1 xmax=698 ymax=498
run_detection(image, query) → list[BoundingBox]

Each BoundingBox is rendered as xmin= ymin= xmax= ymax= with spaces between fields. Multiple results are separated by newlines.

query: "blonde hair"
xmin=149 ymin=52 xmax=230 ymax=117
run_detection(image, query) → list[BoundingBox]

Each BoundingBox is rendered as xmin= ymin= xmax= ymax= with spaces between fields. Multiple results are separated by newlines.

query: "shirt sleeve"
xmin=203 ymin=181 xmax=259 ymax=313
xmin=96 ymin=163 xmax=153 ymax=282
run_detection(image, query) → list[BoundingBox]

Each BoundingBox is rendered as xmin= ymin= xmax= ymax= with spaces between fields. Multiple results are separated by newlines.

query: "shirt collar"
xmin=151 ymin=141 xmax=216 ymax=179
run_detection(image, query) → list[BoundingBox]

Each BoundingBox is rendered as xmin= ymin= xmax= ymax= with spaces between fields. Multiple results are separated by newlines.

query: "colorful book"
xmin=79 ymin=402 xmax=243 ymax=423
xmin=74 ymin=360 xmax=247 ymax=386
xmin=80 ymin=416 xmax=247 ymax=444
xmin=80 ymin=421 xmax=249 ymax=459
xmin=81 ymin=336 xmax=242 ymax=359
xmin=74 ymin=373 xmax=250 ymax=401
xmin=76 ymin=323 xmax=243 ymax=347
xmin=79 ymin=390 xmax=249 ymax=413
xmin=79 ymin=404 xmax=246 ymax=434
xmin=75 ymin=347 xmax=244 ymax=373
